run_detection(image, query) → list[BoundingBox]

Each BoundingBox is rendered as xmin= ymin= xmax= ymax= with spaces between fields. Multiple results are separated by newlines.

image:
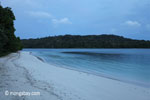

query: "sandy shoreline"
xmin=0 ymin=52 xmax=60 ymax=100
xmin=0 ymin=51 xmax=150 ymax=100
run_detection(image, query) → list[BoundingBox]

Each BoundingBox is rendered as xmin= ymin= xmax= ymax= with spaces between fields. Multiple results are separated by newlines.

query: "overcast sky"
xmin=1 ymin=0 xmax=150 ymax=40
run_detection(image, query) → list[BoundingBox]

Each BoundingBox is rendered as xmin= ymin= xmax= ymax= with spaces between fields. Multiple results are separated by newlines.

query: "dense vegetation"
xmin=0 ymin=5 xmax=22 ymax=56
xmin=22 ymin=34 xmax=150 ymax=48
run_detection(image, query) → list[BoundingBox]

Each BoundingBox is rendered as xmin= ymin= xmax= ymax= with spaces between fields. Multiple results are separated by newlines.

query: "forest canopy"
xmin=22 ymin=34 xmax=150 ymax=48
xmin=0 ymin=4 xmax=22 ymax=56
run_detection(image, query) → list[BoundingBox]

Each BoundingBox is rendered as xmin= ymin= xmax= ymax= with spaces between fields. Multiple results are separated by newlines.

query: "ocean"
xmin=23 ymin=49 xmax=150 ymax=87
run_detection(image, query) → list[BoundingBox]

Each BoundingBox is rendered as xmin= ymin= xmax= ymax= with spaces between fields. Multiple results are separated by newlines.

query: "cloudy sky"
xmin=1 ymin=0 xmax=150 ymax=40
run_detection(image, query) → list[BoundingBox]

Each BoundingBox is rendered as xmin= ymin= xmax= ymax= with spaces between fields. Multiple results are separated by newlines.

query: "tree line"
xmin=22 ymin=34 xmax=150 ymax=48
xmin=0 ymin=4 xmax=22 ymax=56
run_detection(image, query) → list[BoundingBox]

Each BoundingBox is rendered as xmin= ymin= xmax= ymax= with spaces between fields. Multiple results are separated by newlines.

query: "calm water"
xmin=23 ymin=49 xmax=150 ymax=87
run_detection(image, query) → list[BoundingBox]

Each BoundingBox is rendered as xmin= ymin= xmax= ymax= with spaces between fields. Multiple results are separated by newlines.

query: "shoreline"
xmin=0 ymin=51 xmax=150 ymax=100
xmin=0 ymin=52 xmax=60 ymax=100
xmin=30 ymin=53 xmax=150 ymax=88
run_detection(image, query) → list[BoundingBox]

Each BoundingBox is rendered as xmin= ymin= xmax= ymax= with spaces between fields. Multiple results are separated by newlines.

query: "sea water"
xmin=23 ymin=49 xmax=150 ymax=87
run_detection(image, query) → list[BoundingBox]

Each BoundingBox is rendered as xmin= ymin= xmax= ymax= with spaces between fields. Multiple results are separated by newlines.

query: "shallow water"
xmin=23 ymin=49 xmax=150 ymax=87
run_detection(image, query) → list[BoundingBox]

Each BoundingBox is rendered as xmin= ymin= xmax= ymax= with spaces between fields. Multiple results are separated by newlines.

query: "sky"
xmin=1 ymin=0 xmax=150 ymax=40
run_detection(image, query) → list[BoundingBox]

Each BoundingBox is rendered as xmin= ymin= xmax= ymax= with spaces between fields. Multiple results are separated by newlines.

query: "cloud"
xmin=110 ymin=28 xmax=117 ymax=33
xmin=2 ymin=0 xmax=41 ymax=8
xmin=28 ymin=11 xmax=53 ymax=18
xmin=52 ymin=18 xmax=72 ymax=25
xmin=146 ymin=24 xmax=150 ymax=28
xmin=146 ymin=24 xmax=150 ymax=31
xmin=124 ymin=20 xmax=141 ymax=27
xmin=27 ymin=11 xmax=72 ymax=26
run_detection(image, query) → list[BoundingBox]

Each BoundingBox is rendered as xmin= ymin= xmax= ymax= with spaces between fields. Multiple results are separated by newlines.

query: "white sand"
xmin=0 ymin=51 xmax=150 ymax=100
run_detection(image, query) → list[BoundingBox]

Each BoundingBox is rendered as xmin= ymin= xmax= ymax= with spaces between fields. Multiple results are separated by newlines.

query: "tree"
xmin=0 ymin=5 xmax=22 ymax=56
xmin=22 ymin=34 xmax=150 ymax=48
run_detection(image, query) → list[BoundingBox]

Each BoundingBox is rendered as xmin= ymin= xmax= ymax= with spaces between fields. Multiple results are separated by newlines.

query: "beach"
xmin=0 ymin=51 xmax=149 ymax=100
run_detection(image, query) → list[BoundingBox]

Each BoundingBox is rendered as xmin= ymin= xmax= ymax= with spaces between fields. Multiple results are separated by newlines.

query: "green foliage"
xmin=22 ymin=34 xmax=150 ymax=48
xmin=0 ymin=5 xmax=22 ymax=57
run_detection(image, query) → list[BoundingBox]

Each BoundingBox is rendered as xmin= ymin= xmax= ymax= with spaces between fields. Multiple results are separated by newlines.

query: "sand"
xmin=0 ymin=51 xmax=149 ymax=100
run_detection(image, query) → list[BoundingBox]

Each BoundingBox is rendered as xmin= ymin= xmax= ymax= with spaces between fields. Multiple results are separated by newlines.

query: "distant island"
xmin=22 ymin=35 xmax=150 ymax=48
